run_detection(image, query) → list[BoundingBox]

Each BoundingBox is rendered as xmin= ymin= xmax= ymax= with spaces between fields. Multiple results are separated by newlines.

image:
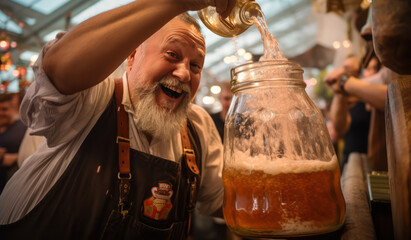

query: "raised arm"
xmin=325 ymin=69 xmax=353 ymax=138
xmin=43 ymin=0 xmax=236 ymax=95
xmin=324 ymin=68 xmax=388 ymax=112
xmin=328 ymin=94 xmax=352 ymax=139
xmin=343 ymin=78 xmax=387 ymax=111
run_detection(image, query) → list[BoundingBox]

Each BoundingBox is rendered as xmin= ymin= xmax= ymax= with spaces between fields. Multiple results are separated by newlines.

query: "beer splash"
xmin=250 ymin=8 xmax=287 ymax=61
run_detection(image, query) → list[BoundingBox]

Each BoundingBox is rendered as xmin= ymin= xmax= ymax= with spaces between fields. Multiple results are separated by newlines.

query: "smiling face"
xmin=127 ymin=17 xmax=205 ymax=110
xmin=126 ymin=17 xmax=205 ymax=137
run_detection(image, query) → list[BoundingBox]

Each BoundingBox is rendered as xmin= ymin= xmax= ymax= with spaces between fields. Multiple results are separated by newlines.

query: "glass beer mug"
xmin=198 ymin=0 xmax=262 ymax=37
xmin=223 ymin=60 xmax=346 ymax=238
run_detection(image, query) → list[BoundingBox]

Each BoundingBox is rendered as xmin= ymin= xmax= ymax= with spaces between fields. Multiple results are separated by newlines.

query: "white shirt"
xmin=17 ymin=129 xmax=44 ymax=168
xmin=0 ymin=39 xmax=224 ymax=224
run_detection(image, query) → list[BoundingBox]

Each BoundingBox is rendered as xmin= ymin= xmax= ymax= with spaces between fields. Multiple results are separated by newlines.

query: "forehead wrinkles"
xmin=159 ymin=22 xmax=205 ymax=50
xmin=166 ymin=34 xmax=204 ymax=53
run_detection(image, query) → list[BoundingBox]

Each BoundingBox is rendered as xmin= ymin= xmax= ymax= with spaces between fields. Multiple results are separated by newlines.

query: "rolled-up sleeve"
xmin=20 ymin=34 xmax=114 ymax=147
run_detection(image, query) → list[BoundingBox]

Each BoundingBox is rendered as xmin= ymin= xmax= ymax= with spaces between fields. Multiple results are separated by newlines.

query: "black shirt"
xmin=210 ymin=112 xmax=224 ymax=143
xmin=343 ymin=102 xmax=371 ymax=156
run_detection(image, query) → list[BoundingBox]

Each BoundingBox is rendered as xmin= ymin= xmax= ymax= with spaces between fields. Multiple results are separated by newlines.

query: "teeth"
xmin=164 ymin=84 xmax=183 ymax=94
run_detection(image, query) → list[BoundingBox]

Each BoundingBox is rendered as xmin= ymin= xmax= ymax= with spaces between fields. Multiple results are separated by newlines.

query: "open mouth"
xmin=160 ymin=84 xmax=185 ymax=99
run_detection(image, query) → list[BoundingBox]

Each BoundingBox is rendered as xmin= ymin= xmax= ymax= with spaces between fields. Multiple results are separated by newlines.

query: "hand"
xmin=324 ymin=68 xmax=345 ymax=94
xmin=214 ymin=0 xmax=237 ymax=18
xmin=178 ymin=0 xmax=237 ymax=18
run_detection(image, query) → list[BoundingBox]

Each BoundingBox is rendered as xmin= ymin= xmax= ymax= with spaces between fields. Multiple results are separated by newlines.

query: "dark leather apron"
xmin=0 ymin=85 xmax=202 ymax=240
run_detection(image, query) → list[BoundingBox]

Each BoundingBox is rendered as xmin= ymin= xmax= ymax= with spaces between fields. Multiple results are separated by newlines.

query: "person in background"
xmin=191 ymin=81 xmax=237 ymax=240
xmin=362 ymin=57 xmax=381 ymax=79
xmin=323 ymin=103 xmax=340 ymax=155
xmin=0 ymin=93 xmax=27 ymax=193
xmin=0 ymin=0 xmax=237 ymax=239
xmin=210 ymin=81 xmax=233 ymax=142
xmin=325 ymin=55 xmax=372 ymax=172
xmin=325 ymin=41 xmax=390 ymax=172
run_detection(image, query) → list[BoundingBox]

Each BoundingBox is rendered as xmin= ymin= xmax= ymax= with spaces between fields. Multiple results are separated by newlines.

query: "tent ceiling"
xmin=0 ymin=0 xmax=317 ymax=80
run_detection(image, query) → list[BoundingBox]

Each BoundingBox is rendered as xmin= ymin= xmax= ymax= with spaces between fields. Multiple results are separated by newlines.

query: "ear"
xmin=127 ymin=49 xmax=137 ymax=71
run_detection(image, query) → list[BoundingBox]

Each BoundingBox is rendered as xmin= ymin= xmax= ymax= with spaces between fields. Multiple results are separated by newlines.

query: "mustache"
xmin=159 ymin=76 xmax=191 ymax=96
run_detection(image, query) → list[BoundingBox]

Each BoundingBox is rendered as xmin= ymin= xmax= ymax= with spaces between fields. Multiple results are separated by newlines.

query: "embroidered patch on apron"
xmin=143 ymin=182 xmax=173 ymax=220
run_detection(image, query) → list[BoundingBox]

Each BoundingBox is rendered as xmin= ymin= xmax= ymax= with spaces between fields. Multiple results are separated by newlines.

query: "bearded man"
xmin=0 ymin=0 xmax=236 ymax=239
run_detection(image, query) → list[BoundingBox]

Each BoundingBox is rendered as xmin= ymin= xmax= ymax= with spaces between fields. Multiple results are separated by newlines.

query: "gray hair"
xmin=177 ymin=12 xmax=202 ymax=35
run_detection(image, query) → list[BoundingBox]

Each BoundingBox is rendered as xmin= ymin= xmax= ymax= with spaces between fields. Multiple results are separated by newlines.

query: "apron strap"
xmin=181 ymin=123 xmax=200 ymax=175
xmin=180 ymin=121 xmax=200 ymax=233
xmin=114 ymin=77 xmax=200 ymax=229
xmin=114 ymin=78 xmax=131 ymax=218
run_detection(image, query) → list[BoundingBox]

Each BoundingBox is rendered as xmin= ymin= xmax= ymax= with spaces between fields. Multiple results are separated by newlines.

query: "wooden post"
xmin=385 ymin=74 xmax=411 ymax=240
xmin=372 ymin=0 xmax=411 ymax=75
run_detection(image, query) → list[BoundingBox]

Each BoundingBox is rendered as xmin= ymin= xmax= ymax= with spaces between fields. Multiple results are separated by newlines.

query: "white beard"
xmin=131 ymin=75 xmax=192 ymax=139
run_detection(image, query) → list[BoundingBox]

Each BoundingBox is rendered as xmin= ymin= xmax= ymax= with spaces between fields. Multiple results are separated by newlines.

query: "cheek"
xmin=190 ymin=76 xmax=201 ymax=96
xmin=131 ymin=62 xmax=161 ymax=87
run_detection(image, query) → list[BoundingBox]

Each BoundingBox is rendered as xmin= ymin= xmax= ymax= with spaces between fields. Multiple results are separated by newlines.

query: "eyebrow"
xmin=166 ymin=36 xmax=205 ymax=59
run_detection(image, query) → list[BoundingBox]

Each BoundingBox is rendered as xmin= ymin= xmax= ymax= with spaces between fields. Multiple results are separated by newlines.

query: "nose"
xmin=172 ymin=62 xmax=191 ymax=83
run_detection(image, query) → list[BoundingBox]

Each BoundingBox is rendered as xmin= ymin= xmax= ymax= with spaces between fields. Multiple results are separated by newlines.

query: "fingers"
xmin=324 ymin=74 xmax=336 ymax=87
xmin=324 ymin=75 xmax=341 ymax=94
xmin=215 ymin=0 xmax=236 ymax=18
xmin=224 ymin=0 xmax=237 ymax=18
xmin=324 ymin=77 xmax=334 ymax=86
xmin=324 ymin=68 xmax=345 ymax=91
xmin=206 ymin=0 xmax=216 ymax=7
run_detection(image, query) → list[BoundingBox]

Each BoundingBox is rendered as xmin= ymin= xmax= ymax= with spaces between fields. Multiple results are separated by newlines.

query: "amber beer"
xmin=222 ymin=157 xmax=345 ymax=237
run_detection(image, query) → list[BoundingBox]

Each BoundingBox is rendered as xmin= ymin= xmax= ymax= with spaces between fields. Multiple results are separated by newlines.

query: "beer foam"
xmin=225 ymin=151 xmax=338 ymax=175
xmin=280 ymin=219 xmax=339 ymax=234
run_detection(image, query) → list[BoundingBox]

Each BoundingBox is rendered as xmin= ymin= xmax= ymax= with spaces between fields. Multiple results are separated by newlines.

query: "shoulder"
xmin=187 ymin=104 xmax=222 ymax=147
xmin=188 ymin=104 xmax=213 ymax=127
xmin=187 ymin=104 xmax=219 ymax=142
xmin=10 ymin=119 xmax=27 ymax=133
xmin=14 ymin=119 xmax=27 ymax=127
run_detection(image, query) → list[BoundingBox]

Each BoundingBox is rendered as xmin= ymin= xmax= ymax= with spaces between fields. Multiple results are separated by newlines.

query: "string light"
xmin=333 ymin=40 xmax=351 ymax=49
xmin=342 ymin=40 xmax=351 ymax=48
xmin=0 ymin=52 xmax=13 ymax=71
xmin=210 ymin=85 xmax=221 ymax=94
xmin=202 ymin=96 xmax=215 ymax=105
xmin=0 ymin=32 xmax=16 ymax=51
xmin=224 ymin=38 xmax=253 ymax=65
xmin=332 ymin=41 xmax=341 ymax=49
